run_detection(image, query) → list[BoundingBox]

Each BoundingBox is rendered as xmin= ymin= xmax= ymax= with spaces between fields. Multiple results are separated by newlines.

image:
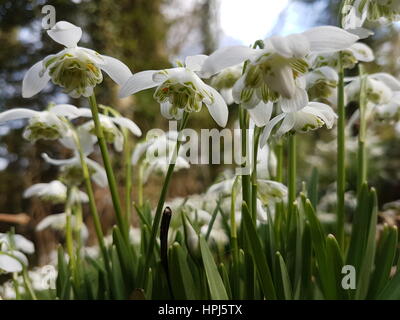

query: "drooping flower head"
xmin=120 ymin=55 xmax=228 ymax=127
xmin=201 ymin=26 xmax=359 ymax=112
xmin=22 ymin=21 xmax=132 ymax=98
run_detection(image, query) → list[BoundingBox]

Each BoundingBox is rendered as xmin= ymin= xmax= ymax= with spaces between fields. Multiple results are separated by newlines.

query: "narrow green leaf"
xmin=199 ymin=235 xmax=228 ymax=300
xmin=276 ymin=252 xmax=293 ymax=300
xmin=241 ymin=203 xmax=276 ymax=299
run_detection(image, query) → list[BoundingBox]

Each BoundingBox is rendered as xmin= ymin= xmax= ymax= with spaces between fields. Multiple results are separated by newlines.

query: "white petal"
xmin=23 ymin=183 xmax=48 ymax=198
xmin=280 ymin=87 xmax=309 ymax=112
xmin=303 ymin=26 xmax=359 ymax=53
xmin=86 ymin=158 xmax=108 ymax=188
xmin=0 ymin=254 xmax=23 ymax=273
xmin=348 ymin=42 xmax=374 ymax=62
xmin=41 ymin=153 xmax=77 ymax=166
xmin=0 ymin=109 xmax=39 ymax=123
xmin=111 ymin=116 xmax=142 ymax=137
xmin=203 ymin=84 xmax=229 ymax=127
xmin=51 ymin=104 xmax=81 ymax=118
xmin=247 ymin=101 xmax=273 ymax=127
xmin=100 ymin=55 xmax=133 ymax=86
xmin=200 ymin=46 xmax=254 ymax=78
xmin=276 ymin=113 xmax=296 ymax=137
xmin=260 ymin=113 xmax=286 ymax=147
xmin=304 ymin=102 xmax=337 ymax=129
xmin=185 ymin=54 xmax=208 ymax=72
xmin=270 ymin=34 xmax=310 ymax=58
xmin=119 ymin=70 xmax=158 ymax=97
xmin=13 ymin=235 xmax=35 ymax=254
xmin=371 ymin=73 xmax=400 ymax=91
xmin=22 ymin=60 xmax=50 ymax=98
xmin=47 ymin=21 xmax=82 ymax=48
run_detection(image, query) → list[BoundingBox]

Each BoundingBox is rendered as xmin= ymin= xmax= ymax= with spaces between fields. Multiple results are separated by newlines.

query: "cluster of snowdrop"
xmin=1 ymin=0 xmax=400 ymax=299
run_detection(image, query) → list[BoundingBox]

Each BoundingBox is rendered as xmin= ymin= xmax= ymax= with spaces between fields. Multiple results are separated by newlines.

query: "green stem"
xmin=357 ymin=64 xmax=368 ymax=192
xmin=336 ymin=52 xmax=346 ymax=248
xmin=138 ymin=163 xmax=144 ymax=208
xmin=275 ymin=140 xmax=284 ymax=183
xmin=73 ymin=131 xmax=111 ymax=275
xmin=88 ymin=94 xmax=128 ymax=241
xmin=251 ymin=127 xmax=261 ymax=224
xmin=140 ymin=112 xmax=190 ymax=287
xmin=239 ymin=107 xmax=252 ymax=213
xmin=65 ymin=187 xmax=76 ymax=273
xmin=288 ymin=134 xmax=297 ymax=218
xmin=22 ymin=268 xmax=37 ymax=300
xmin=230 ymin=176 xmax=240 ymax=299
xmin=124 ymin=131 xmax=133 ymax=226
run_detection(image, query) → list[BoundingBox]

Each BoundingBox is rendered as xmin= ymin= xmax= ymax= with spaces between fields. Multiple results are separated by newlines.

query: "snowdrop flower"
xmin=376 ymin=92 xmax=400 ymax=119
xmin=120 ymin=55 xmax=228 ymax=127
xmin=24 ymin=180 xmax=89 ymax=204
xmin=345 ymin=73 xmax=400 ymax=106
xmin=342 ymin=0 xmax=400 ymax=37
xmin=36 ymin=213 xmax=89 ymax=242
xmin=309 ymin=42 xmax=374 ymax=70
xmin=210 ymin=64 xmax=243 ymax=105
xmin=22 ymin=21 xmax=132 ymax=98
xmin=132 ymin=131 xmax=189 ymax=182
xmin=257 ymin=180 xmax=288 ymax=205
xmin=0 ymin=233 xmax=32 ymax=274
xmin=76 ymin=107 xmax=141 ymax=152
xmin=0 ymin=250 xmax=28 ymax=274
xmin=0 ymin=104 xmax=80 ymax=141
xmin=260 ymin=102 xmax=337 ymax=146
xmin=0 ymin=233 xmax=34 ymax=254
xmin=305 ymin=66 xmax=338 ymax=101
xmin=42 ymin=153 xmax=107 ymax=187
xmin=201 ymin=26 xmax=358 ymax=112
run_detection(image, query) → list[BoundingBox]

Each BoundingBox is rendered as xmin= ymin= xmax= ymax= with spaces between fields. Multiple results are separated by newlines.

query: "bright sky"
xmin=219 ymin=0 xmax=289 ymax=45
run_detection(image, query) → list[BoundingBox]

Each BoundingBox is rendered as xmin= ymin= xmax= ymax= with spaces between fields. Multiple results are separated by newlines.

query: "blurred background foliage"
xmin=0 ymin=0 xmax=399 ymax=264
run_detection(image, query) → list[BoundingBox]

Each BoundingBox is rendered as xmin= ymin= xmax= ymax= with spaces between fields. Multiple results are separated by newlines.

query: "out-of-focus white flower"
xmin=23 ymin=21 xmax=132 ymax=98
xmin=345 ymin=73 xmax=400 ymax=106
xmin=120 ymin=55 xmax=228 ymax=127
xmin=23 ymin=180 xmax=89 ymax=204
xmin=75 ymin=107 xmax=141 ymax=152
xmin=305 ymin=66 xmax=338 ymax=101
xmin=260 ymin=102 xmax=337 ymax=146
xmin=42 ymin=152 xmax=107 ymax=188
xmin=0 ymin=104 xmax=80 ymax=141
xmin=342 ymin=0 xmax=400 ymax=37
xmin=257 ymin=180 xmax=288 ymax=205
xmin=0 ymin=233 xmax=34 ymax=254
xmin=210 ymin=64 xmax=243 ymax=105
xmin=309 ymin=42 xmax=374 ymax=70
xmin=376 ymin=92 xmax=400 ymax=119
xmin=201 ymin=26 xmax=358 ymax=112
xmin=0 ymin=233 xmax=32 ymax=274
xmin=36 ymin=213 xmax=89 ymax=241
xmin=132 ymin=131 xmax=189 ymax=182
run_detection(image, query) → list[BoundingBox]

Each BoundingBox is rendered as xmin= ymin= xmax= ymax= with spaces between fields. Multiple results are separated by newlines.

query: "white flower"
xmin=257 ymin=180 xmax=288 ymax=205
xmin=120 ymin=55 xmax=229 ymax=127
xmin=376 ymin=92 xmax=400 ymax=119
xmin=0 ymin=233 xmax=33 ymax=274
xmin=0 ymin=233 xmax=34 ymax=254
xmin=260 ymin=102 xmax=337 ymax=146
xmin=41 ymin=152 xmax=107 ymax=188
xmin=0 ymin=104 xmax=80 ymax=141
xmin=305 ymin=66 xmax=338 ymax=101
xmin=36 ymin=213 xmax=89 ymax=242
xmin=309 ymin=42 xmax=374 ymax=70
xmin=23 ymin=180 xmax=89 ymax=204
xmin=345 ymin=73 xmax=400 ymax=106
xmin=132 ymin=131 xmax=189 ymax=182
xmin=201 ymin=26 xmax=358 ymax=112
xmin=0 ymin=251 xmax=28 ymax=274
xmin=76 ymin=107 xmax=141 ymax=152
xmin=342 ymin=0 xmax=400 ymax=37
xmin=210 ymin=64 xmax=243 ymax=105
xmin=22 ymin=21 xmax=132 ymax=98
